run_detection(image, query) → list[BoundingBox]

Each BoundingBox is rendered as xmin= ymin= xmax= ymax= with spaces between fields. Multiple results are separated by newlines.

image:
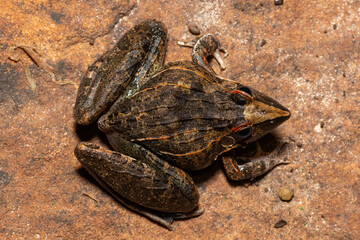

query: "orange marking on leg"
xmin=228 ymin=158 xmax=240 ymax=173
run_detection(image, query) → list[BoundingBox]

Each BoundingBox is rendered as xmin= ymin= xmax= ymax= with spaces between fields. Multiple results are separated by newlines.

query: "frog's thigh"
xmin=75 ymin=142 xmax=199 ymax=213
xmin=222 ymin=155 xmax=287 ymax=181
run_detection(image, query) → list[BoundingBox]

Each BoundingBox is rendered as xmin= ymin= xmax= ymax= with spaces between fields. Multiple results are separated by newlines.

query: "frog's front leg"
xmin=75 ymin=141 xmax=203 ymax=230
xmin=222 ymin=141 xmax=290 ymax=181
xmin=179 ymin=34 xmax=228 ymax=74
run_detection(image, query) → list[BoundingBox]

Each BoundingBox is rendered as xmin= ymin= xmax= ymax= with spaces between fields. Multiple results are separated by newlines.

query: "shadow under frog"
xmin=73 ymin=20 xmax=291 ymax=230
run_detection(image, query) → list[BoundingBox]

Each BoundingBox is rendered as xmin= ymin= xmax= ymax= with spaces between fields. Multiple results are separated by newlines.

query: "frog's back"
xmin=99 ymin=61 xmax=245 ymax=170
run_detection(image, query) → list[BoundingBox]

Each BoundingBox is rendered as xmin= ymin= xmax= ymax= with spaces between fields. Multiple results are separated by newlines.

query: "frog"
xmin=73 ymin=20 xmax=291 ymax=230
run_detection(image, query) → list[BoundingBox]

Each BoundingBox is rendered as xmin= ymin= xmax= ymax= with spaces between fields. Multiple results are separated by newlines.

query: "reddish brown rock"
xmin=1 ymin=0 xmax=359 ymax=239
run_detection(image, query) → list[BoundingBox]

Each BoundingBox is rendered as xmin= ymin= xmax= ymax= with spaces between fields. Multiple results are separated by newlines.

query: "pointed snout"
xmin=244 ymin=91 xmax=291 ymax=135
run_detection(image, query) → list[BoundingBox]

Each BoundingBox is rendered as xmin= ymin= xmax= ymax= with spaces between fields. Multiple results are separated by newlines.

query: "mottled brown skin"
xmin=74 ymin=20 xmax=291 ymax=230
xmin=76 ymin=142 xmax=199 ymax=212
xmin=222 ymin=133 xmax=289 ymax=181
xmin=99 ymin=61 xmax=246 ymax=171
xmin=74 ymin=20 xmax=167 ymax=125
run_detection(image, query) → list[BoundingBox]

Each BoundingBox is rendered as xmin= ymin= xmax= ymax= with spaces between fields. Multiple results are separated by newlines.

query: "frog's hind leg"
xmin=79 ymin=156 xmax=203 ymax=230
xmin=178 ymin=34 xmax=228 ymax=74
xmin=74 ymin=20 xmax=168 ymax=125
xmin=75 ymin=142 xmax=203 ymax=230
xmin=78 ymin=157 xmax=175 ymax=230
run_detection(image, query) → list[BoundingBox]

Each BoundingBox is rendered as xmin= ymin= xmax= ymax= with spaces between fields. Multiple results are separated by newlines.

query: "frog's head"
xmin=231 ymin=85 xmax=291 ymax=142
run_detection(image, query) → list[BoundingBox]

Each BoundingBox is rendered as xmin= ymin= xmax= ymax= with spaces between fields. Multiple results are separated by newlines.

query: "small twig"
xmin=82 ymin=192 xmax=98 ymax=202
xmin=9 ymin=45 xmax=78 ymax=88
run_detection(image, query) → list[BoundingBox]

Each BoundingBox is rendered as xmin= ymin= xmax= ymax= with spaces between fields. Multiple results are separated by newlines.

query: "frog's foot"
xmin=168 ymin=206 xmax=205 ymax=220
xmin=213 ymin=45 xmax=228 ymax=70
xmin=178 ymin=34 xmax=228 ymax=74
xmin=222 ymin=141 xmax=290 ymax=181
xmin=152 ymin=206 xmax=204 ymax=230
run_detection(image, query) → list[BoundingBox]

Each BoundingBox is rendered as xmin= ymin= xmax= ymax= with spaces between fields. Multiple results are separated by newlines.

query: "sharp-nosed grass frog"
xmin=73 ymin=20 xmax=291 ymax=230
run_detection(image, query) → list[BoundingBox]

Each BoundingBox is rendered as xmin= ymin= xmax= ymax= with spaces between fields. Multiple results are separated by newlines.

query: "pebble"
xmin=278 ymin=186 xmax=294 ymax=201
xmin=188 ymin=22 xmax=201 ymax=35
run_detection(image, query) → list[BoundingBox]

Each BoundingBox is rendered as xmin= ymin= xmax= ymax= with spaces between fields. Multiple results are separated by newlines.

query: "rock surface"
xmin=1 ymin=0 xmax=359 ymax=239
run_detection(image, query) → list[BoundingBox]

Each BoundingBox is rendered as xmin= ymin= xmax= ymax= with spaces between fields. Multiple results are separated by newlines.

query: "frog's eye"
xmin=236 ymin=127 xmax=252 ymax=138
xmin=231 ymin=86 xmax=254 ymax=102
xmin=239 ymin=86 xmax=252 ymax=96
xmin=231 ymin=92 xmax=247 ymax=105
xmin=232 ymin=123 xmax=252 ymax=138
